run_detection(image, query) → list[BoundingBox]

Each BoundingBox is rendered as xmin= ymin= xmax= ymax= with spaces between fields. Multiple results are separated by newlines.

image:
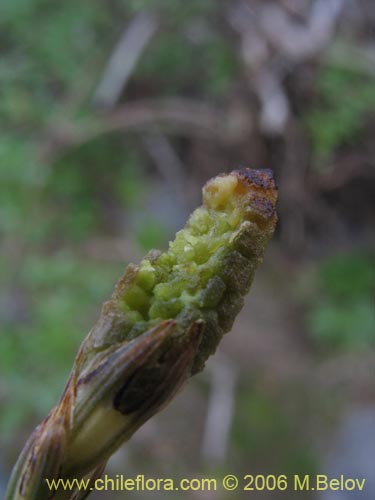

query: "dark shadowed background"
xmin=0 ymin=1 xmax=374 ymax=499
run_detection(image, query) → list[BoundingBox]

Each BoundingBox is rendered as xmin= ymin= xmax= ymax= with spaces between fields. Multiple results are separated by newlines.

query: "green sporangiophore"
xmin=6 ymin=167 xmax=277 ymax=500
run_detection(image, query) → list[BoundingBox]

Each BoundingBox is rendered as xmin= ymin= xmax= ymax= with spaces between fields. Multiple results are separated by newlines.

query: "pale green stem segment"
xmin=5 ymin=168 xmax=277 ymax=500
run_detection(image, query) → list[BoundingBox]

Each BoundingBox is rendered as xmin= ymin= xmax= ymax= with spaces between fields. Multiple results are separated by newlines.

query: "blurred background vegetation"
xmin=0 ymin=0 xmax=374 ymax=498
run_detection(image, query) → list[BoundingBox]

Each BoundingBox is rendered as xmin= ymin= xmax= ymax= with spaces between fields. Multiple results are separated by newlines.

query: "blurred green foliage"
xmin=126 ymin=0 xmax=218 ymax=20
xmin=307 ymin=253 xmax=374 ymax=350
xmin=0 ymin=0 xmax=237 ymax=242
xmin=0 ymin=0 xmax=127 ymax=434
xmin=0 ymin=251 xmax=123 ymax=434
xmin=127 ymin=0 xmax=238 ymax=96
xmin=0 ymin=136 xmax=149 ymax=435
xmin=306 ymin=65 xmax=375 ymax=157
xmin=137 ymin=32 xmax=238 ymax=97
xmin=0 ymin=0 xmax=237 ymax=438
xmin=232 ymin=384 xmax=317 ymax=476
xmin=136 ymin=218 xmax=169 ymax=251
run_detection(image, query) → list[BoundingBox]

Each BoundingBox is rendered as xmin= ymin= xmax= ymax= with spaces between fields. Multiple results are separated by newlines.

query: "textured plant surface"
xmin=6 ymin=167 xmax=277 ymax=500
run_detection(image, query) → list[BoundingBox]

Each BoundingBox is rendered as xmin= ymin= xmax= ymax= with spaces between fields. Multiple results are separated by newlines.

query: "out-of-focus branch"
xmin=142 ymin=132 xmax=187 ymax=203
xmin=201 ymin=355 xmax=237 ymax=464
xmin=228 ymin=1 xmax=291 ymax=134
xmin=39 ymin=98 xmax=252 ymax=163
xmin=259 ymin=0 xmax=345 ymax=61
xmin=229 ymin=0 xmax=345 ymax=135
xmin=93 ymin=12 xmax=159 ymax=109
xmin=252 ymin=69 xmax=290 ymax=135
xmin=326 ymin=41 xmax=375 ymax=76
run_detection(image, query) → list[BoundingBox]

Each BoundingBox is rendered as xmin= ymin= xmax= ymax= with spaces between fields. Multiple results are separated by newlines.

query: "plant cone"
xmin=6 ymin=167 xmax=277 ymax=500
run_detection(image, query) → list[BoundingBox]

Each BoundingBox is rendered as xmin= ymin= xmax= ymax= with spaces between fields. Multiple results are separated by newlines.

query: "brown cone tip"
xmin=230 ymin=168 xmax=278 ymax=225
xmin=232 ymin=167 xmax=277 ymax=192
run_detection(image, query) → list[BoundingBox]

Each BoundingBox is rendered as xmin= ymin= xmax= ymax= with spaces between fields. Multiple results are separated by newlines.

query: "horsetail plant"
xmin=6 ymin=167 xmax=277 ymax=500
